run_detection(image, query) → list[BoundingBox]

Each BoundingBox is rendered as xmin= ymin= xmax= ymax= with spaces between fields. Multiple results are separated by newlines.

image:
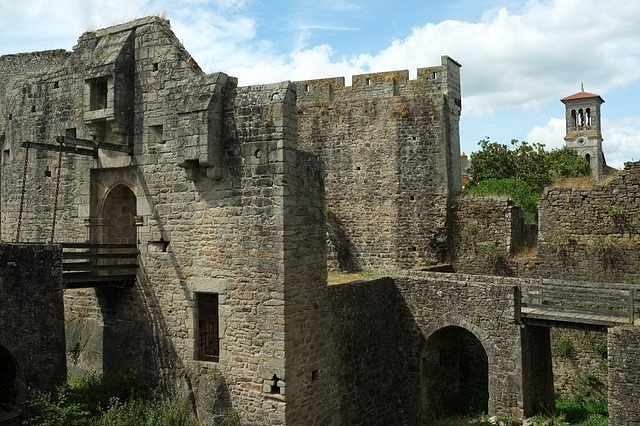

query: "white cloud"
xmin=526 ymin=118 xmax=565 ymax=150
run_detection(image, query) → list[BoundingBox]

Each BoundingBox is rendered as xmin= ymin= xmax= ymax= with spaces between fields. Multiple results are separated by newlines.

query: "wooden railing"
xmin=516 ymin=278 xmax=638 ymax=328
xmin=62 ymin=243 xmax=138 ymax=289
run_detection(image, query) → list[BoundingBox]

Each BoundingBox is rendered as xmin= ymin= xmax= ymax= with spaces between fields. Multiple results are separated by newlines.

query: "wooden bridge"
xmin=62 ymin=243 xmax=138 ymax=289
xmin=516 ymin=277 xmax=638 ymax=329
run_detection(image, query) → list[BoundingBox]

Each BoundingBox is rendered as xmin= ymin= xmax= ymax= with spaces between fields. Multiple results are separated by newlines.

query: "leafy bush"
xmin=464 ymin=178 xmax=539 ymax=223
xmin=556 ymin=396 xmax=608 ymax=424
xmin=24 ymin=373 xmax=199 ymax=426
xmin=556 ymin=336 xmax=574 ymax=358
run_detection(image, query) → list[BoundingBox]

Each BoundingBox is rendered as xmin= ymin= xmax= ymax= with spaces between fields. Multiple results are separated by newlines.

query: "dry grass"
xmin=327 ymin=270 xmax=392 ymax=285
xmin=550 ymin=170 xmax=618 ymax=191
xmin=512 ymin=244 xmax=538 ymax=260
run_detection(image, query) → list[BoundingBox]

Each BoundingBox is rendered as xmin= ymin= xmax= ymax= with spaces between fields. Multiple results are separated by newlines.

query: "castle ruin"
xmin=1 ymin=16 xmax=640 ymax=425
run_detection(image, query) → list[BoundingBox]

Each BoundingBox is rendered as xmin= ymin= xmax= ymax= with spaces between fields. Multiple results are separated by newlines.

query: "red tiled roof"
xmin=561 ymin=91 xmax=604 ymax=103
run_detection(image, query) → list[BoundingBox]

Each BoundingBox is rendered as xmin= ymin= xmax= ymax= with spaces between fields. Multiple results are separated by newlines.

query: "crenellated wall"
xmin=296 ymin=57 xmax=462 ymax=271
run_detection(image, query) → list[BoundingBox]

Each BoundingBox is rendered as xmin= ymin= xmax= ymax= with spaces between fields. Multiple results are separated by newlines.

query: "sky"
xmin=1 ymin=0 xmax=639 ymax=168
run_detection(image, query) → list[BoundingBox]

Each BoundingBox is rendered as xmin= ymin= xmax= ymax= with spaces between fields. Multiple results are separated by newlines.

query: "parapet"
xmin=294 ymin=55 xmax=461 ymax=103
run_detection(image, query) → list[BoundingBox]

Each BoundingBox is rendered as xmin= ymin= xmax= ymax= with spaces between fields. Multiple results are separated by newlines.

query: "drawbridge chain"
xmin=50 ymin=141 xmax=63 ymax=242
xmin=15 ymin=145 xmax=29 ymax=242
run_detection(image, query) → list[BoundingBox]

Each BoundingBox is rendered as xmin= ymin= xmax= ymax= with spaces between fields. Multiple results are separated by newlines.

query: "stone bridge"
xmin=328 ymin=271 xmax=640 ymax=424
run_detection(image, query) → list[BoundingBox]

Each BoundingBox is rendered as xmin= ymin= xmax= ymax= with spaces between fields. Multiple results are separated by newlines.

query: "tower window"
xmin=571 ymin=110 xmax=577 ymax=127
xmin=586 ymin=108 xmax=591 ymax=126
xmin=197 ymin=293 xmax=219 ymax=362
xmin=585 ymin=153 xmax=591 ymax=166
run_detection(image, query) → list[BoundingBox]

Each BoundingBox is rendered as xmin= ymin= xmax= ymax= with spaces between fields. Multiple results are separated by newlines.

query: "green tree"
xmin=466 ymin=138 xmax=591 ymax=223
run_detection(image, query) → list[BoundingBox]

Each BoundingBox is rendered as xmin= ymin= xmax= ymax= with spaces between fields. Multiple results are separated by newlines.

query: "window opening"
xmin=152 ymin=63 xmax=159 ymax=71
xmin=432 ymin=71 xmax=439 ymax=80
xmin=578 ymin=109 xmax=584 ymax=127
xmin=585 ymin=153 xmax=591 ymax=166
xmin=197 ymin=293 xmax=220 ymax=362
xmin=586 ymin=108 xmax=591 ymax=126
xmin=365 ymin=78 xmax=371 ymax=86
xmin=304 ymin=84 xmax=310 ymax=93
xmin=90 ymin=79 xmax=108 ymax=110
xmin=66 ymin=128 xmax=77 ymax=139
xmin=31 ymin=106 xmax=36 ymax=113
xmin=53 ymin=81 xmax=59 ymax=89
xmin=270 ymin=374 xmax=281 ymax=394
xmin=3 ymin=149 xmax=10 ymax=164
xmin=571 ymin=110 xmax=577 ymax=127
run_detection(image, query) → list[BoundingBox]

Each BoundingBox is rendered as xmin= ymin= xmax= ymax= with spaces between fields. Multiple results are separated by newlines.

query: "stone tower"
xmin=561 ymin=87 xmax=605 ymax=180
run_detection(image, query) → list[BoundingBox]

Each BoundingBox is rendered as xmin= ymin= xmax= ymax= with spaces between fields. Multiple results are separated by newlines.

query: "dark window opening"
xmin=311 ymin=370 xmax=319 ymax=382
xmin=152 ymin=62 xmax=159 ymax=71
xmin=304 ymin=84 xmax=310 ymax=93
xmin=3 ymin=149 xmax=10 ymax=164
xmin=197 ymin=293 xmax=219 ymax=362
xmin=8 ymin=114 xmax=12 ymax=121
xmin=31 ymin=106 xmax=36 ymax=113
xmin=270 ymin=375 xmax=281 ymax=394
xmin=432 ymin=71 xmax=439 ymax=80
xmin=45 ymin=166 xmax=52 ymax=178
xmin=571 ymin=110 xmax=577 ymax=127
xmin=586 ymin=108 xmax=591 ymax=126
xmin=585 ymin=153 xmax=591 ymax=166
xmin=410 ymin=195 xmax=415 ymax=201
xmin=365 ymin=78 xmax=371 ymax=86
xmin=90 ymin=79 xmax=108 ymax=110
xmin=53 ymin=81 xmax=59 ymax=89
xmin=66 ymin=128 xmax=77 ymax=139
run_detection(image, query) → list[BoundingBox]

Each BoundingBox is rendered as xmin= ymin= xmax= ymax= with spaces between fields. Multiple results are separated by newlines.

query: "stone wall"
xmin=537 ymin=161 xmax=640 ymax=283
xmin=608 ymin=325 xmax=640 ymax=425
xmin=296 ymin=57 xmax=462 ymax=271
xmin=451 ymin=197 xmax=525 ymax=276
xmin=0 ymin=243 xmax=66 ymax=395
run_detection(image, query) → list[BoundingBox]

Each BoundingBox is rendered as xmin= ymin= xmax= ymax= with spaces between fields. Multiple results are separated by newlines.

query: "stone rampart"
xmin=538 ymin=161 xmax=640 ymax=282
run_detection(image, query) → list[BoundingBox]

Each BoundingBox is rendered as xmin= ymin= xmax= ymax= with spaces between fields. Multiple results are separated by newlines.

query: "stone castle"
xmin=1 ymin=16 xmax=640 ymax=425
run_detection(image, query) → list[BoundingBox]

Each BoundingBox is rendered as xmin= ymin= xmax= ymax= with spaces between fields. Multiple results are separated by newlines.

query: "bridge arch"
xmin=421 ymin=317 xmax=492 ymax=417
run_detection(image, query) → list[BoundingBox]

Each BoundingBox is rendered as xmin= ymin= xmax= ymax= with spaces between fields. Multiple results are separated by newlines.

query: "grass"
xmin=551 ymin=171 xmax=617 ymax=191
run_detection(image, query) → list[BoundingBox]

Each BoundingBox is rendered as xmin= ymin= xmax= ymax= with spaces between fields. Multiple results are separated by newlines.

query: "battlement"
xmin=294 ymin=55 xmax=461 ymax=103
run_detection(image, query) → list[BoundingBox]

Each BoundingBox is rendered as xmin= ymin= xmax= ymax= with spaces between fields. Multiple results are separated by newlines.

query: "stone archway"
xmin=99 ymin=183 xmax=137 ymax=246
xmin=421 ymin=326 xmax=489 ymax=418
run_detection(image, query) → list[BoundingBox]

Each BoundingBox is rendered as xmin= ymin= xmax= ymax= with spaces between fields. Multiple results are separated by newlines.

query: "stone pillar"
xmin=608 ymin=326 xmax=640 ymax=424
xmin=520 ymin=325 xmax=555 ymax=416
xmin=0 ymin=243 xmax=67 ymax=392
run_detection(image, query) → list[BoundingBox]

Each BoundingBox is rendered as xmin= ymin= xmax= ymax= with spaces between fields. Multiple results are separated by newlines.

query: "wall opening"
xmin=421 ymin=326 xmax=488 ymax=418
xmin=197 ymin=293 xmax=219 ymax=362
xmin=90 ymin=78 xmax=109 ymax=110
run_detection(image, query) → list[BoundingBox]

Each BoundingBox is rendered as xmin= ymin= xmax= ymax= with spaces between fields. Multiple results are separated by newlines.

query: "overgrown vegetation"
xmin=25 ymin=372 xmax=200 ymax=425
xmin=465 ymin=138 xmax=591 ymax=223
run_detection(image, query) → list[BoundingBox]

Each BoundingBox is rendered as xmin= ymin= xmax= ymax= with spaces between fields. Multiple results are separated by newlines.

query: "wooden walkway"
xmin=62 ymin=243 xmax=138 ymax=289
xmin=516 ymin=278 xmax=638 ymax=329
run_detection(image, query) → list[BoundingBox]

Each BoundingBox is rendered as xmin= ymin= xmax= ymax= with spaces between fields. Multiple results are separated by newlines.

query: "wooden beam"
xmin=22 ymin=141 xmax=95 ymax=156
xmin=56 ymin=136 xmax=132 ymax=154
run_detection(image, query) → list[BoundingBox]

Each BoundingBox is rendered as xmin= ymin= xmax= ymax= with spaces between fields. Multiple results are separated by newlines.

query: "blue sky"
xmin=1 ymin=0 xmax=639 ymax=168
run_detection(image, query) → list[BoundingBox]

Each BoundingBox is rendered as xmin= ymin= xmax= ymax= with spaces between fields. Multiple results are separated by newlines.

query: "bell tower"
xmin=561 ymin=86 xmax=605 ymax=180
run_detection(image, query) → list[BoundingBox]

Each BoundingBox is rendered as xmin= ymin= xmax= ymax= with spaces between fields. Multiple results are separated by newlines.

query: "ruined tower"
xmin=561 ymin=87 xmax=605 ymax=180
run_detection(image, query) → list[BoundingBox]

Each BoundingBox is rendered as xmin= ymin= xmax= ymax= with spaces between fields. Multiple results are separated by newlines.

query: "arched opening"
xmin=585 ymin=108 xmax=591 ymax=126
xmin=421 ymin=326 xmax=489 ymax=418
xmin=584 ymin=153 xmax=591 ymax=167
xmin=571 ymin=110 xmax=577 ymax=128
xmin=0 ymin=344 xmax=24 ymax=407
xmin=100 ymin=183 xmax=136 ymax=246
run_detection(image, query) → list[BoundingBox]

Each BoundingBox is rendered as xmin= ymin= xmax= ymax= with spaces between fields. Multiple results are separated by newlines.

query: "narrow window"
xmin=365 ymin=77 xmax=371 ymax=86
xmin=3 ymin=149 xmax=10 ymax=164
xmin=578 ymin=109 xmax=584 ymax=127
xmin=432 ymin=71 xmax=439 ymax=80
xmin=53 ymin=81 xmax=59 ymax=89
xmin=152 ymin=63 xmax=159 ymax=71
xmin=197 ymin=293 xmax=219 ymax=362
xmin=31 ymin=106 xmax=36 ymax=113
xmin=304 ymin=84 xmax=310 ymax=93
xmin=65 ymin=128 xmax=77 ymax=140
xmin=586 ymin=108 xmax=591 ymax=126
xmin=585 ymin=153 xmax=591 ymax=166
xmin=571 ymin=110 xmax=577 ymax=128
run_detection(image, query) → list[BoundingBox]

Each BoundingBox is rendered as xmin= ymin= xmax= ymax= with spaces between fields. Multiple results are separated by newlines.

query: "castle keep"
xmin=1 ymin=16 xmax=640 ymax=425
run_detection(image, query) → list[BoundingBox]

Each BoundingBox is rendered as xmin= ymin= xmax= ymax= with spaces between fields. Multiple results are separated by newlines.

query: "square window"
xmin=197 ymin=293 xmax=219 ymax=362
xmin=149 ymin=125 xmax=164 ymax=144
